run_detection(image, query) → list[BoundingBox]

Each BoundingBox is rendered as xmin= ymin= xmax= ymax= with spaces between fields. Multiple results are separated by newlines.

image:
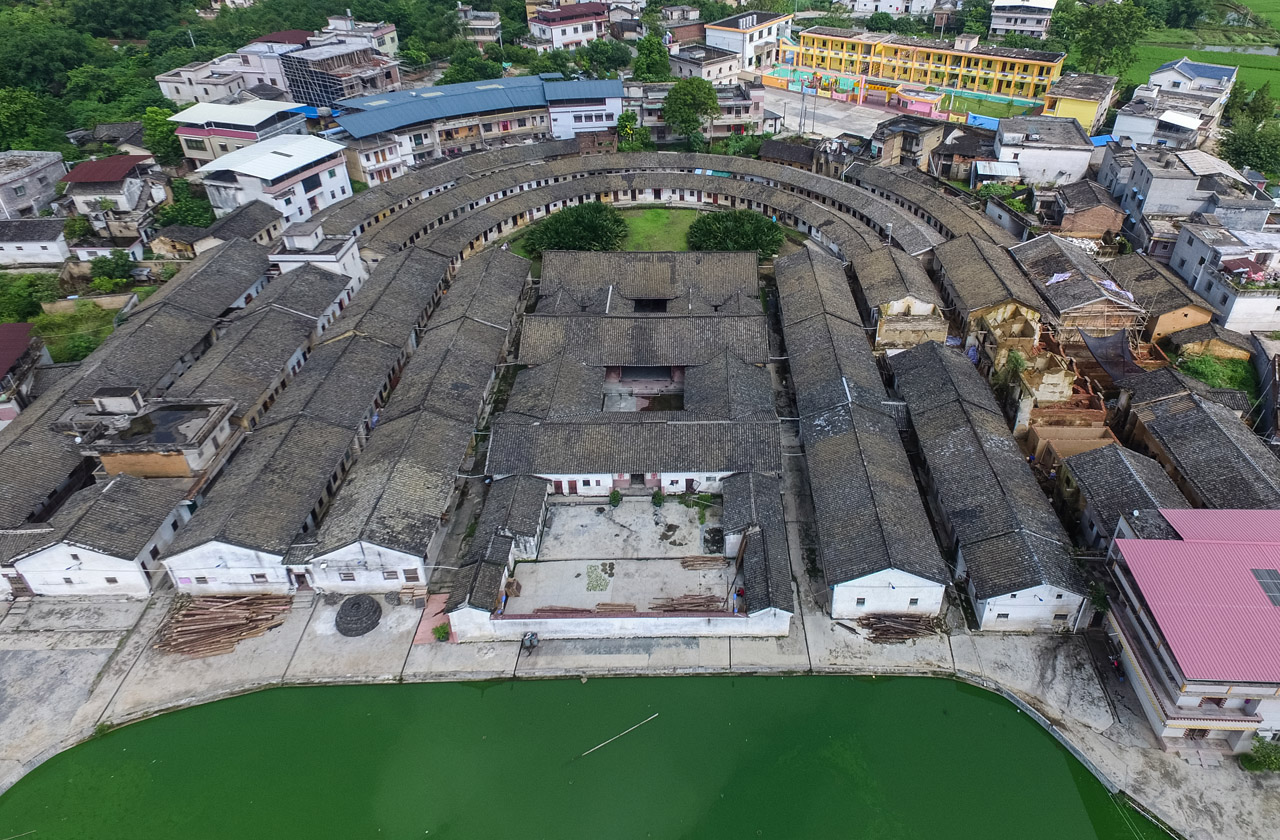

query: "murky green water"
xmin=0 ymin=676 xmax=1167 ymax=839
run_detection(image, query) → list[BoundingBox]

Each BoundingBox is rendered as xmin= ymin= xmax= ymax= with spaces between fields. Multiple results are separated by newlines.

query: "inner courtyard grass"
xmin=619 ymin=207 xmax=700 ymax=251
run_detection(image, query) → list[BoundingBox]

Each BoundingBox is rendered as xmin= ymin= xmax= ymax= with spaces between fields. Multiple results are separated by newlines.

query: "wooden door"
xmin=553 ymin=480 xmax=563 ymax=495
xmin=568 ymin=480 xmax=578 ymax=495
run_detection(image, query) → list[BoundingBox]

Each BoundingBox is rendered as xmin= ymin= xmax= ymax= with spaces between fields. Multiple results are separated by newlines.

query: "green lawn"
xmin=619 ymin=207 xmax=700 ymax=251
xmin=1092 ymin=45 xmax=1280 ymax=90
xmin=1176 ymin=354 xmax=1261 ymax=403
xmin=1242 ymin=0 xmax=1280 ymax=27
xmin=944 ymin=94 xmax=1031 ymax=119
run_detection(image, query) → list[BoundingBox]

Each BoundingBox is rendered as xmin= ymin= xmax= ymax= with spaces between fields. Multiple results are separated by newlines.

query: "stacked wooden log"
xmin=855 ymin=613 xmax=938 ymax=643
xmin=532 ymin=605 xmax=593 ymax=615
xmin=400 ymin=584 xmax=429 ymax=609
xmin=649 ymin=594 xmax=724 ymax=612
xmin=681 ymin=556 xmax=727 ymax=570
xmin=594 ymin=602 xmax=637 ymax=614
xmin=155 ymin=595 xmax=292 ymax=658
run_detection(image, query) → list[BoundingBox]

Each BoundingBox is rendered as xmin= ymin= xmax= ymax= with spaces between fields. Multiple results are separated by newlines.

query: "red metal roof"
xmin=60 ymin=155 xmax=152 ymax=184
xmin=1116 ymin=509 xmax=1280 ymax=683
xmin=1161 ymin=508 xmax=1280 ymax=544
xmin=534 ymin=2 xmax=607 ymax=22
xmin=252 ymin=30 xmax=312 ymax=45
xmin=0 ymin=322 xmax=34 ymax=374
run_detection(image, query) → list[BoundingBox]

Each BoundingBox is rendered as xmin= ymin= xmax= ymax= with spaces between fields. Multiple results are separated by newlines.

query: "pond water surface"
xmin=0 ymin=676 xmax=1169 ymax=839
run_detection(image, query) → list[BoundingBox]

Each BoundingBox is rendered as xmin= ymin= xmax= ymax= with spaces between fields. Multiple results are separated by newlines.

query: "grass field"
xmin=944 ymin=93 xmax=1031 ymax=119
xmin=29 ymin=300 xmax=118 ymax=362
xmin=1241 ymin=0 xmax=1280 ymax=27
xmin=619 ymin=207 xmax=699 ymax=251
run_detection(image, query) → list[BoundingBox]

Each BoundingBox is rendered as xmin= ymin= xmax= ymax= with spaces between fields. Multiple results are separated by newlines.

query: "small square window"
xmin=327 ymin=168 xmax=337 ymax=178
xmin=70 ymin=553 xmax=80 ymax=561
xmin=997 ymin=613 xmax=1010 ymax=620
xmin=1055 ymin=593 xmax=1063 ymax=599
xmin=13 ymin=185 xmax=25 ymax=196
xmin=855 ymin=597 xmax=866 ymax=606
xmin=383 ymin=570 xmax=399 ymax=580
xmin=105 ymin=577 xmax=119 ymax=585
xmin=150 ymin=546 xmax=161 ymax=560
xmin=1053 ymin=613 xmax=1069 ymax=621
xmin=909 ymin=598 xmax=919 ymax=606
xmin=340 ymin=572 xmax=356 ymax=582
xmin=404 ymin=568 xmax=421 ymax=582
xmin=251 ymin=573 xmax=268 ymax=584
xmin=63 ymin=577 xmax=74 ymax=585
xmin=1009 ymin=593 xmax=1017 ymax=599
xmin=194 ymin=576 xmax=209 ymax=585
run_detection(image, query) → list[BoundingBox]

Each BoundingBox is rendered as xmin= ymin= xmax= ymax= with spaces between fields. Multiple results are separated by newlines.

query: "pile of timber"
xmin=594 ymin=602 xmax=637 ymax=614
xmin=400 ymin=584 xmax=429 ymax=609
xmin=681 ymin=556 xmax=727 ymax=570
xmin=649 ymin=594 xmax=723 ymax=612
xmin=155 ymin=595 xmax=292 ymax=658
xmin=855 ymin=613 xmax=938 ymax=643
xmin=532 ymin=605 xmax=593 ymax=615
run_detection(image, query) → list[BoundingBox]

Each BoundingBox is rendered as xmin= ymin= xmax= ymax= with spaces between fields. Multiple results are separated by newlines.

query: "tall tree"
xmin=1164 ymin=0 xmax=1209 ymax=28
xmin=142 ymin=106 xmax=184 ymax=166
xmin=662 ymin=77 xmax=720 ymax=144
xmin=866 ymin=12 xmax=895 ymax=31
xmin=1049 ymin=0 xmax=1081 ymax=42
xmin=523 ymin=201 xmax=628 ymax=256
xmin=1219 ymin=120 xmax=1280 ymax=174
xmin=632 ymin=34 xmax=671 ymax=82
xmin=686 ymin=210 xmax=783 ymax=261
xmin=617 ymin=110 xmax=653 ymax=151
xmin=960 ymin=0 xmax=992 ymax=34
xmin=1075 ymin=1 xmax=1149 ymax=76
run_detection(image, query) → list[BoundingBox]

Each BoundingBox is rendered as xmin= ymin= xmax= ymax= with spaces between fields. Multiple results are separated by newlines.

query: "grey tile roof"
xmin=1064 ymin=444 xmax=1189 ymax=539
xmin=889 ymin=342 xmax=1083 ymax=599
xmin=0 ymin=475 xmax=186 ymax=564
xmin=1164 ymin=321 xmax=1253 ymax=354
xmin=775 ymin=249 xmax=887 ymax=417
xmin=760 ymin=138 xmax=815 ymax=166
xmin=430 ymin=247 xmax=529 ymax=329
xmin=243 ymin=263 xmax=350 ymax=320
xmin=1141 ymin=395 xmax=1280 ymax=509
xmin=134 ymin=238 xmax=272 ymax=320
xmin=82 ymin=303 xmax=217 ymax=395
xmin=302 ymin=410 xmax=475 ymax=560
xmin=163 ymin=414 xmax=357 ymax=558
xmin=501 ymin=353 xmax=605 ymax=422
xmin=1106 ymin=253 xmax=1214 ymax=317
xmin=933 ymin=234 xmax=1042 ymax=318
xmin=0 ymin=219 xmax=65 ymax=242
xmin=722 ymin=472 xmax=793 ymax=614
xmin=519 ymin=314 xmax=769 ymax=366
xmin=802 ymin=403 xmax=948 ymax=587
xmin=257 ymin=333 xmax=403 ymax=430
xmin=1009 ymin=234 xmax=1142 ymax=317
xmin=165 ymin=306 xmax=315 ymax=410
xmin=1056 ymin=179 xmax=1119 ymax=212
xmin=1114 ymin=366 xmax=1236 ymax=408
xmin=445 ymin=475 xmax=547 ymax=612
xmin=206 ymin=200 xmax=282 ymax=241
xmin=850 ymin=246 xmax=940 ymax=310
xmin=383 ymin=317 xmax=508 ymax=425
xmin=486 ymin=419 xmax=780 ymax=476
xmin=337 ymin=246 xmax=451 ymax=347
xmin=540 ymin=251 xmax=758 ymax=316
xmin=29 ymin=363 xmax=80 ymax=398
xmin=682 ymin=352 xmax=777 ymax=420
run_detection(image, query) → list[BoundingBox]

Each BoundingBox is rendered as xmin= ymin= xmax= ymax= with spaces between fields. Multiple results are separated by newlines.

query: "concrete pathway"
xmin=3 ymin=584 xmax=1280 ymax=839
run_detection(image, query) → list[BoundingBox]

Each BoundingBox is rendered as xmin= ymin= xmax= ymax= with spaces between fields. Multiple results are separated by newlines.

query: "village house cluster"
xmin=2 ymin=3 xmax=1279 ymax=762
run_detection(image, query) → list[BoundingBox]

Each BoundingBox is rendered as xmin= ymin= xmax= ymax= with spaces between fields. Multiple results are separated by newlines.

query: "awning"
xmin=1158 ymin=110 xmax=1202 ymax=131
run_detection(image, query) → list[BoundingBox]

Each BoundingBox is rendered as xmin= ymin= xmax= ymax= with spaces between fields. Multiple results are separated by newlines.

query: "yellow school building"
xmin=778 ymin=28 xmax=1065 ymax=102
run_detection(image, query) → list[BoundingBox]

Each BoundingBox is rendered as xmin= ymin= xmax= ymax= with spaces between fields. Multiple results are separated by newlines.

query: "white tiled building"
xmin=197 ymin=135 xmax=352 ymax=225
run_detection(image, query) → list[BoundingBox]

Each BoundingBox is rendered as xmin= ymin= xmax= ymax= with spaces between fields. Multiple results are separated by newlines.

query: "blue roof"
xmin=1156 ymin=58 xmax=1238 ymax=83
xmin=1090 ymin=134 xmax=1116 ymax=147
xmin=966 ymin=113 xmax=1000 ymax=131
xmin=335 ymin=77 xmax=621 ymax=139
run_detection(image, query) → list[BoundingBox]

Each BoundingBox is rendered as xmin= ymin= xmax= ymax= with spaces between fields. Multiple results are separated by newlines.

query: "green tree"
xmin=866 ymin=11 xmax=895 ymax=31
xmin=576 ymin=39 xmax=632 ymax=77
xmin=89 ymin=249 xmax=137 ymax=282
xmin=617 ymin=110 xmax=653 ymax=152
xmin=68 ymin=0 xmax=186 ymax=39
xmin=1247 ymin=736 xmax=1280 ymax=771
xmin=64 ymin=217 xmax=93 ymax=242
xmin=632 ymin=34 xmax=671 ymax=82
xmin=960 ymin=0 xmax=992 ymax=34
xmin=155 ymin=179 xmax=216 ymax=227
xmin=0 ymin=88 xmax=54 ymax=152
xmin=0 ymin=273 xmax=60 ymax=322
xmin=1075 ymin=1 xmax=1149 ymax=76
xmin=662 ymin=77 xmax=720 ymax=143
xmin=1000 ymin=33 xmax=1043 ymax=49
xmin=528 ymin=49 xmax=578 ymax=77
xmin=1247 ymin=81 xmax=1276 ymax=124
xmin=0 ymin=7 xmax=101 ymax=93
xmin=438 ymin=43 xmax=505 ymax=85
xmin=142 ymin=106 xmax=184 ymax=166
xmin=523 ymin=201 xmax=628 ymax=256
xmin=1219 ymin=120 xmax=1280 ymax=174
xmin=1049 ymin=0 xmax=1081 ymax=41
xmin=891 ymin=16 xmax=923 ymax=35
xmin=686 ymin=210 xmax=784 ymax=261
xmin=1164 ymin=0 xmax=1209 ymax=28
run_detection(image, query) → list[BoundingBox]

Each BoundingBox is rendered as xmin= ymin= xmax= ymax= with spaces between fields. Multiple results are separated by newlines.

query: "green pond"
xmin=0 ymin=676 xmax=1168 ymax=840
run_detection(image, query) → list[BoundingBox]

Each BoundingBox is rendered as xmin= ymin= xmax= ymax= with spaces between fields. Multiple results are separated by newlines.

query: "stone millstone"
xmin=335 ymin=594 xmax=382 ymax=637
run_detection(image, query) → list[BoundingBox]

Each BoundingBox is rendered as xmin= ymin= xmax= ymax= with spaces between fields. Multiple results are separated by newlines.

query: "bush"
xmin=90 ymin=275 xmax=130 ymax=294
xmin=523 ymin=201 xmax=628 ymax=257
xmin=431 ymin=623 xmax=451 ymax=642
xmin=1177 ymin=354 xmax=1260 ymax=403
xmin=609 ymin=489 xmax=621 ymax=507
xmin=1245 ymin=737 xmax=1280 ymax=771
xmin=0 ymin=272 xmax=61 ymax=321
xmin=652 ymin=489 xmax=665 ymax=507
xmin=89 ymin=249 xmax=136 ymax=282
xmin=686 ymin=210 xmax=784 ymax=262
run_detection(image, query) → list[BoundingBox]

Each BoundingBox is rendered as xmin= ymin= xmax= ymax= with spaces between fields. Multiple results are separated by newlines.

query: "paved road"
xmin=758 ymin=85 xmax=893 ymax=139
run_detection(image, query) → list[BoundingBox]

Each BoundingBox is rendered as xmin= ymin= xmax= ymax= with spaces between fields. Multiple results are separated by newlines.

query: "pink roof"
xmin=1117 ymin=510 xmax=1280 ymax=683
xmin=0 ymin=322 xmax=34 ymax=374
xmin=1161 ymin=508 xmax=1280 ymax=544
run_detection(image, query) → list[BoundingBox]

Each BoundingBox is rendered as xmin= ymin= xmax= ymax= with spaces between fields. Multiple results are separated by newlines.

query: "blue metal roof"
xmin=335 ymin=77 xmax=620 ymax=139
xmin=542 ymin=79 xmax=623 ymax=101
xmin=1090 ymin=134 xmax=1116 ymax=147
xmin=966 ymin=113 xmax=1000 ymax=131
xmin=1157 ymin=58 xmax=1238 ymax=83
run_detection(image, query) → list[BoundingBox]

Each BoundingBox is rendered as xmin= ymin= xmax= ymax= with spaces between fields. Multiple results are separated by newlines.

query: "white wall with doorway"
xmin=830 ymin=568 xmax=946 ymax=619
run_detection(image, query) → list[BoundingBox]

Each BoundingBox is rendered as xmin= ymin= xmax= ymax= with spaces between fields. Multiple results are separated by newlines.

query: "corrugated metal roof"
xmin=1117 ymin=533 xmax=1280 ymax=682
xmin=169 ymin=100 xmax=302 ymax=127
xmin=196 ymin=135 xmax=344 ymax=180
xmin=61 ymin=155 xmax=152 ymax=183
xmin=1160 ymin=508 xmax=1280 ymax=544
xmin=336 ymin=78 xmax=620 ymax=139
